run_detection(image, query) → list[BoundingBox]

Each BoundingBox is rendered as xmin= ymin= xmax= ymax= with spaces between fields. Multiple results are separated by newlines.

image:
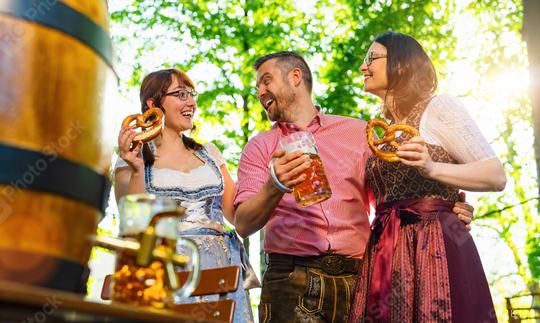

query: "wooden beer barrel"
xmin=0 ymin=0 xmax=115 ymax=293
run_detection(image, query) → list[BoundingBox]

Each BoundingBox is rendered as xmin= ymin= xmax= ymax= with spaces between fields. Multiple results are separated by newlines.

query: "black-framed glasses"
xmin=364 ymin=52 xmax=387 ymax=66
xmin=166 ymin=89 xmax=198 ymax=101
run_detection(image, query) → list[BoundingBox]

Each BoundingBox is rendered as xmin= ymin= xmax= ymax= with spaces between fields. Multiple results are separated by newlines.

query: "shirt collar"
xmin=275 ymin=106 xmax=325 ymax=135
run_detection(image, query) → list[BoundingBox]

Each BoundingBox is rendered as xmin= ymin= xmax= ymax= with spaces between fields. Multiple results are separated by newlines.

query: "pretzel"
xmin=366 ymin=119 xmax=419 ymax=162
xmin=121 ymin=108 xmax=164 ymax=142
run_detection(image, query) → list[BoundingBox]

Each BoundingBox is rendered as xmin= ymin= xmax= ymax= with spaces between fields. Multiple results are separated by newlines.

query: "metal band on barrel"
xmin=0 ymin=143 xmax=110 ymax=215
xmin=0 ymin=0 xmax=116 ymax=76
xmin=269 ymin=159 xmax=292 ymax=193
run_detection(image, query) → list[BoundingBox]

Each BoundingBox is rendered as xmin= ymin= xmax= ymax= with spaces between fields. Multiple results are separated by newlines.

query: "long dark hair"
xmin=139 ymin=68 xmax=202 ymax=166
xmin=374 ymin=31 xmax=437 ymax=120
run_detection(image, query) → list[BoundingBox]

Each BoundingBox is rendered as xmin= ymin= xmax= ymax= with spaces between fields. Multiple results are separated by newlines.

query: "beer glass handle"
xmin=173 ymin=237 xmax=200 ymax=300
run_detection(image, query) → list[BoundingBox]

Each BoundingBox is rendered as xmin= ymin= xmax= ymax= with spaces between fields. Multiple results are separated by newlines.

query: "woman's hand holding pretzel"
xmin=366 ymin=119 xmax=420 ymax=163
xmin=118 ymin=108 xmax=163 ymax=174
xmin=121 ymin=108 xmax=163 ymax=142
xmin=118 ymin=126 xmax=144 ymax=174
xmin=397 ymin=136 xmax=435 ymax=178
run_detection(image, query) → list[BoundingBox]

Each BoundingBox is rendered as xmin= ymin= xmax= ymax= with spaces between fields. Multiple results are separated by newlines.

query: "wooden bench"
xmin=102 ymin=266 xmax=240 ymax=323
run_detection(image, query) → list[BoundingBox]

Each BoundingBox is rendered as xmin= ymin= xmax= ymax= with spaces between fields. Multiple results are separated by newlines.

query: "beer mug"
xmin=279 ymin=131 xmax=332 ymax=207
xmin=113 ymin=194 xmax=200 ymax=309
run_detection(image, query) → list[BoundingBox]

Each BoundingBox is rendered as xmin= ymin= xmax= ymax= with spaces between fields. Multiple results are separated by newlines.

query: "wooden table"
xmin=0 ymin=280 xmax=218 ymax=322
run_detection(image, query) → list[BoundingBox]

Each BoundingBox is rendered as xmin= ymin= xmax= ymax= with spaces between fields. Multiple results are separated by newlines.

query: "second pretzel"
xmin=366 ymin=119 xmax=420 ymax=163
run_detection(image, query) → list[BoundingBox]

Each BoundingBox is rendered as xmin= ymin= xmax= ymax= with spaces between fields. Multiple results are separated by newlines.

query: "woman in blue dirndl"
xmin=114 ymin=68 xmax=257 ymax=322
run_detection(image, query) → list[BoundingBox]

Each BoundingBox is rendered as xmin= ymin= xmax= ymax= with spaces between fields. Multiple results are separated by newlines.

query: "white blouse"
xmin=114 ymin=143 xmax=225 ymax=189
xmin=419 ymin=94 xmax=496 ymax=163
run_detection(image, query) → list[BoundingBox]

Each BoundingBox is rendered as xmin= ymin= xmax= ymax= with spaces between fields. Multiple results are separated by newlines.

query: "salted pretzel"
xmin=366 ymin=119 xmax=420 ymax=162
xmin=121 ymin=107 xmax=164 ymax=142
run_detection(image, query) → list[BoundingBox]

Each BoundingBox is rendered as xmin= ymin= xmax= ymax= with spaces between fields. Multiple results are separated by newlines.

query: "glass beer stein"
xmin=113 ymin=194 xmax=200 ymax=309
xmin=279 ymin=131 xmax=332 ymax=207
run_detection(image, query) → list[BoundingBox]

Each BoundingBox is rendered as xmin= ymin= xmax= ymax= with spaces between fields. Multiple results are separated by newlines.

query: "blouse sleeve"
xmin=419 ymin=94 xmax=497 ymax=164
xmin=204 ymin=143 xmax=225 ymax=167
xmin=114 ymin=156 xmax=129 ymax=169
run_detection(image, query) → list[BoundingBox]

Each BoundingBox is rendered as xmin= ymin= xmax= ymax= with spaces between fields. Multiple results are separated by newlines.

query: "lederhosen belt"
xmin=267 ymin=253 xmax=361 ymax=275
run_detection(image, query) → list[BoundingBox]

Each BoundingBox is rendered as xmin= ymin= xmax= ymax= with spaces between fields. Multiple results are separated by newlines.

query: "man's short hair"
xmin=254 ymin=51 xmax=313 ymax=93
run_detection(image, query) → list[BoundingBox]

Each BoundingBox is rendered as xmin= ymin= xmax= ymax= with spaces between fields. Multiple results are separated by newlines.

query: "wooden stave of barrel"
xmin=0 ymin=0 xmax=115 ymax=293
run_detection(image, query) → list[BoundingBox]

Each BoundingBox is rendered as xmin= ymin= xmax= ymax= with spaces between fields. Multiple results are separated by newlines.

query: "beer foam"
xmin=283 ymin=141 xmax=318 ymax=155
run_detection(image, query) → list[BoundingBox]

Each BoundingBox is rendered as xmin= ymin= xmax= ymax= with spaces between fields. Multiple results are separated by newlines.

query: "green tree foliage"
xmin=109 ymin=0 xmax=458 ymax=272
xmin=110 ymin=0 xmax=456 ymax=155
xmin=110 ymin=0 xmax=323 ymax=167
xmin=109 ymin=0 xmax=328 ymax=270
xmin=465 ymin=0 xmax=539 ymax=319
xmin=469 ymin=0 xmax=539 ymax=279
xmin=109 ymin=1 xmax=538 ymax=320
xmin=314 ymin=0 xmax=456 ymax=118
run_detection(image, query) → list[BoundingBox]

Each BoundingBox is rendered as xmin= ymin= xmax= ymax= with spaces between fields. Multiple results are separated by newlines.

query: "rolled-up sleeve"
xmin=234 ymin=138 xmax=271 ymax=209
xmin=420 ymin=94 xmax=497 ymax=163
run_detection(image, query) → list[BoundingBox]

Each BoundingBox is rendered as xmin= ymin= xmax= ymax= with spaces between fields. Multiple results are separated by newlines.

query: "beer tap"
xmin=92 ymin=209 xmax=187 ymax=290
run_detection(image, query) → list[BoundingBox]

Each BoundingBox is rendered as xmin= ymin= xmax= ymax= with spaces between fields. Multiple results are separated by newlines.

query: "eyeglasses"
xmin=364 ymin=52 xmax=387 ymax=66
xmin=166 ymin=89 xmax=198 ymax=101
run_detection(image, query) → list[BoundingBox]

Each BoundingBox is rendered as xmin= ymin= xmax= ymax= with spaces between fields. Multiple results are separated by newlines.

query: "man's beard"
xmin=269 ymin=89 xmax=295 ymax=122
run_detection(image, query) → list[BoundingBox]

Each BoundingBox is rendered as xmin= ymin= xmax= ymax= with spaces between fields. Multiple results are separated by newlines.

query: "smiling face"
xmin=159 ymin=76 xmax=196 ymax=132
xmin=255 ymin=59 xmax=296 ymax=122
xmin=360 ymin=42 xmax=388 ymax=99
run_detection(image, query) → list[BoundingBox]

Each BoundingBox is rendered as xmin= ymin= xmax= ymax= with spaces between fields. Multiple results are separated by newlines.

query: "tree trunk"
xmin=523 ymin=0 xmax=540 ymax=212
xmin=241 ymin=94 xmax=251 ymax=256
xmin=522 ymin=2 xmax=540 ymax=319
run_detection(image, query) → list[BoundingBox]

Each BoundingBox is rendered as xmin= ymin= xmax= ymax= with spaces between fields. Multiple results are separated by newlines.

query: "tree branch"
xmin=475 ymin=222 xmax=503 ymax=235
xmin=490 ymin=272 xmax=521 ymax=286
xmin=475 ymin=196 xmax=539 ymax=220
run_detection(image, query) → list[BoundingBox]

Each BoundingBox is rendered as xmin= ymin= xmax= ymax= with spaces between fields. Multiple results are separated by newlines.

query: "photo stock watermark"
xmin=0 ymin=0 xmax=60 ymax=58
xmin=20 ymin=295 xmax=62 ymax=323
xmin=0 ymin=120 xmax=85 ymax=225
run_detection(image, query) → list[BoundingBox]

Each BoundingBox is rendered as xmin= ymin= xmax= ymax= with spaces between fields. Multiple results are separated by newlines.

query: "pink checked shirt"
xmin=234 ymin=111 xmax=373 ymax=259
